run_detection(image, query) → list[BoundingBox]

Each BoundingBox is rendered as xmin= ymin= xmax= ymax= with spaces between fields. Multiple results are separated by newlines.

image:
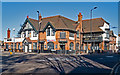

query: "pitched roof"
xmin=82 ymin=18 xmax=108 ymax=33
xmin=28 ymin=15 xmax=78 ymax=32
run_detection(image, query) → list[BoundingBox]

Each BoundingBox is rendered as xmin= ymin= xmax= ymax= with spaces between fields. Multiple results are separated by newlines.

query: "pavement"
xmin=1 ymin=51 xmax=120 ymax=75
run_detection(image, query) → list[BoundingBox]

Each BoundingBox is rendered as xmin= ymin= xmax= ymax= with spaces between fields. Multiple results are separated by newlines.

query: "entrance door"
xmin=60 ymin=45 xmax=65 ymax=54
xmin=29 ymin=44 xmax=32 ymax=52
xmin=41 ymin=43 xmax=44 ymax=53
xmin=25 ymin=45 xmax=28 ymax=52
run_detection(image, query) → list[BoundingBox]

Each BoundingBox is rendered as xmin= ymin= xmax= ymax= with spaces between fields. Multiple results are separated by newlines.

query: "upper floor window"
xmin=77 ymin=31 xmax=79 ymax=38
xmin=33 ymin=31 xmax=37 ymax=37
xmin=60 ymin=32 xmax=66 ymax=38
xmin=51 ymin=29 xmax=55 ymax=36
xmin=69 ymin=32 xmax=74 ymax=37
xmin=47 ymin=27 xmax=50 ymax=36
xmin=28 ymin=31 xmax=31 ymax=37
xmin=105 ymin=29 xmax=109 ymax=39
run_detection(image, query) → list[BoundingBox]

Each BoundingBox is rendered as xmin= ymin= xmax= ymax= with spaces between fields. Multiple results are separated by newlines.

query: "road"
xmin=1 ymin=51 xmax=120 ymax=75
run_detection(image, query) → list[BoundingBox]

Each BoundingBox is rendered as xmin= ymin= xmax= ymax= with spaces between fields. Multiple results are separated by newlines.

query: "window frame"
xmin=33 ymin=42 xmax=37 ymax=49
xmin=60 ymin=32 xmax=66 ymax=39
xmin=69 ymin=32 xmax=74 ymax=37
xmin=33 ymin=31 xmax=37 ymax=37
xmin=47 ymin=27 xmax=50 ymax=36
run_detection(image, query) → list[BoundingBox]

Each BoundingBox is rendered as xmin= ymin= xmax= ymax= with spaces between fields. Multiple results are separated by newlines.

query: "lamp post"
xmin=37 ymin=10 xmax=42 ymax=53
xmin=13 ymin=28 xmax=15 ymax=52
xmin=37 ymin=10 xmax=40 ymax=53
xmin=90 ymin=7 xmax=97 ymax=53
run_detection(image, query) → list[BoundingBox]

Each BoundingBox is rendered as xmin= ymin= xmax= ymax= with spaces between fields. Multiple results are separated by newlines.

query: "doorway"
xmin=25 ymin=45 xmax=28 ymax=52
xmin=41 ymin=43 xmax=44 ymax=53
xmin=60 ymin=45 xmax=65 ymax=54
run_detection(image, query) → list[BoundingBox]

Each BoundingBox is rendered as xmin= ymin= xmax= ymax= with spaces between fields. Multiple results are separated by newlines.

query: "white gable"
xmin=24 ymin=22 xmax=33 ymax=29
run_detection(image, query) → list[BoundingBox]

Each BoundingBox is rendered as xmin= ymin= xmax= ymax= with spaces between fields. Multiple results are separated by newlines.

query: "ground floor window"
xmin=47 ymin=42 xmax=54 ymax=50
xmin=15 ymin=43 xmax=17 ymax=49
xmin=76 ymin=43 xmax=79 ymax=50
xmin=11 ymin=43 xmax=13 ymax=49
xmin=6 ymin=43 xmax=8 ymax=49
xmin=18 ymin=43 xmax=20 ymax=49
xmin=33 ymin=42 xmax=37 ymax=49
xmin=70 ymin=42 xmax=74 ymax=50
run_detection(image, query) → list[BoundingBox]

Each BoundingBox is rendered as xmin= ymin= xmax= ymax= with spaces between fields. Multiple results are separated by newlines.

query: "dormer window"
xmin=51 ymin=29 xmax=55 ymax=36
xmin=46 ymin=26 xmax=55 ymax=36
xmin=47 ymin=27 xmax=50 ymax=36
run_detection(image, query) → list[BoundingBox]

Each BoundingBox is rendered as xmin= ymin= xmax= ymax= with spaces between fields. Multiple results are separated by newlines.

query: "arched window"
xmin=76 ymin=43 xmax=79 ymax=50
xmin=70 ymin=42 xmax=74 ymax=50
xmin=47 ymin=42 xmax=54 ymax=50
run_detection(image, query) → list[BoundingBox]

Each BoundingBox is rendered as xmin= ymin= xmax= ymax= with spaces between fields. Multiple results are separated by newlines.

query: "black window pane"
xmin=47 ymin=28 xmax=50 ymax=36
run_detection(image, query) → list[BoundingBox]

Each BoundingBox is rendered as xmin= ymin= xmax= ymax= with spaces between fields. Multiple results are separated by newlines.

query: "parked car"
xmin=117 ymin=49 xmax=120 ymax=54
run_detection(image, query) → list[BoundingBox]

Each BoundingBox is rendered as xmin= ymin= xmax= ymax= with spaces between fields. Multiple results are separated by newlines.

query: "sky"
xmin=1 ymin=2 xmax=119 ymax=41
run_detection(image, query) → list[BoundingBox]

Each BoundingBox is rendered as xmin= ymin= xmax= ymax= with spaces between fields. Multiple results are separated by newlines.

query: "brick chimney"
xmin=78 ymin=12 xmax=82 ymax=22
xmin=39 ymin=13 xmax=42 ymax=22
xmin=7 ymin=28 xmax=10 ymax=38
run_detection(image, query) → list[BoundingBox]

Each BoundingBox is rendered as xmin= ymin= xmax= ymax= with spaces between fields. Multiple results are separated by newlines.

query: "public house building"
xmin=4 ymin=13 xmax=111 ymax=54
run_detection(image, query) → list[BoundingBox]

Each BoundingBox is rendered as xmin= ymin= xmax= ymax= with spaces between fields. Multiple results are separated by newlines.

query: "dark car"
xmin=117 ymin=49 xmax=120 ymax=54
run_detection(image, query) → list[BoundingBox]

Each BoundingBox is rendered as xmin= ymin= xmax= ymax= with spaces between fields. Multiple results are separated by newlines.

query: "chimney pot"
xmin=78 ymin=12 xmax=82 ymax=22
xmin=27 ymin=15 xmax=29 ymax=18
xmin=7 ymin=28 xmax=10 ymax=38
xmin=39 ymin=13 xmax=42 ymax=21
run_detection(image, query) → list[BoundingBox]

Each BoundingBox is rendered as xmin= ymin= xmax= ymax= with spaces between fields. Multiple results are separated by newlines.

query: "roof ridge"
xmin=42 ymin=15 xmax=61 ymax=19
xmin=42 ymin=15 xmax=76 ymax=22
xmin=82 ymin=17 xmax=102 ymax=21
xmin=59 ymin=15 xmax=76 ymax=22
xmin=28 ymin=18 xmax=38 ymax=21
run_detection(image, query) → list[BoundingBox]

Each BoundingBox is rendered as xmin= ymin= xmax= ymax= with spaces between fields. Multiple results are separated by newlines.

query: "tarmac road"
xmin=1 ymin=51 xmax=120 ymax=75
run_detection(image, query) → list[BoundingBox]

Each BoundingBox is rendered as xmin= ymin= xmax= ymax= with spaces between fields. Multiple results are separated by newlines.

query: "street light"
xmin=37 ymin=10 xmax=40 ymax=54
xmin=90 ymin=6 xmax=97 ymax=52
xmin=13 ymin=28 xmax=15 ymax=52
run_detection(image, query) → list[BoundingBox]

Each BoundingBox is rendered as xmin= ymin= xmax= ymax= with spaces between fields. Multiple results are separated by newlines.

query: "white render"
xmin=99 ymin=22 xmax=110 ymax=41
xmin=69 ymin=37 xmax=74 ymax=40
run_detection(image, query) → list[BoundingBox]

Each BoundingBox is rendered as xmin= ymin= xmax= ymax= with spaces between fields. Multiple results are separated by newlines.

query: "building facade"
xmin=4 ymin=13 xmax=83 ymax=54
xmin=82 ymin=18 xmax=110 ymax=53
xmin=4 ymin=13 xmax=112 ymax=54
xmin=109 ymin=30 xmax=116 ymax=52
